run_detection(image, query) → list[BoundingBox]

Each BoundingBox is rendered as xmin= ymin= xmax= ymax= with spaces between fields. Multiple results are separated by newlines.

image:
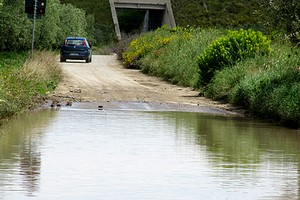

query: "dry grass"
xmin=0 ymin=51 xmax=62 ymax=120
xmin=22 ymin=51 xmax=62 ymax=82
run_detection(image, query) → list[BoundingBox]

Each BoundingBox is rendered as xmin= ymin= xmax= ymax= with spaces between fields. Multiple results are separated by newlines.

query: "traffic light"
xmin=25 ymin=0 xmax=34 ymax=14
xmin=37 ymin=0 xmax=46 ymax=15
xmin=25 ymin=0 xmax=46 ymax=16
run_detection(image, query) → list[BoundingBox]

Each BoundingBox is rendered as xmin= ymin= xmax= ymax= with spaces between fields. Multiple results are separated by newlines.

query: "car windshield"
xmin=65 ymin=39 xmax=86 ymax=46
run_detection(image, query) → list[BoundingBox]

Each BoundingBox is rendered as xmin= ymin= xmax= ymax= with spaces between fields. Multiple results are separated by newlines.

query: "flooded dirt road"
xmin=1 ymin=55 xmax=300 ymax=199
xmin=1 ymin=108 xmax=299 ymax=199
xmin=51 ymin=55 xmax=238 ymax=115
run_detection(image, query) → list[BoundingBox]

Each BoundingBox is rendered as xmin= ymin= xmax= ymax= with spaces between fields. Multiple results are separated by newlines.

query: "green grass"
xmin=141 ymin=28 xmax=225 ymax=87
xmin=120 ymin=28 xmax=300 ymax=127
xmin=0 ymin=52 xmax=28 ymax=70
xmin=122 ymin=27 xmax=225 ymax=87
xmin=207 ymin=43 xmax=300 ymax=126
xmin=0 ymin=51 xmax=62 ymax=120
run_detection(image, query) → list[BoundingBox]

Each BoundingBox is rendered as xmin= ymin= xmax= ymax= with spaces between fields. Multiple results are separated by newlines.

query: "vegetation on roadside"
xmin=121 ymin=27 xmax=225 ymax=87
xmin=0 ymin=1 xmax=85 ymax=120
xmin=0 ymin=51 xmax=62 ymax=120
xmin=60 ymin=0 xmax=115 ymax=45
xmin=120 ymin=27 xmax=300 ymax=127
xmin=0 ymin=0 xmax=94 ymax=51
xmin=206 ymin=43 xmax=300 ymax=126
xmin=1 ymin=0 xmax=299 ymax=49
xmin=198 ymin=29 xmax=271 ymax=85
xmin=1 ymin=0 xmax=300 ymax=127
xmin=59 ymin=0 xmax=300 ymax=45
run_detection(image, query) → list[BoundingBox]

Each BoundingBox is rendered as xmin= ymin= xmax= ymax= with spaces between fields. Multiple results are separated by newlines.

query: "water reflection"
xmin=0 ymin=110 xmax=56 ymax=197
xmin=158 ymin=112 xmax=300 ymax=199
xmin=0 ymin=108 xmax=299 ymax=199
xmin=20 ymin=135 xmax=41 ymax=196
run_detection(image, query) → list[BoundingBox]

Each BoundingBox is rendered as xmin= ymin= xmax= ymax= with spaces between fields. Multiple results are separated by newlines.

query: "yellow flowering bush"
xmin=122 ymin=26 xmax=179 ymax=68
xmin=198 ymin=29 xmax=271 ymax=85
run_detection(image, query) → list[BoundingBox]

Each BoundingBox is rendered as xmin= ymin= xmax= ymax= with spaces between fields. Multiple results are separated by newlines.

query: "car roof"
xmin=66 ymin=37 xmax=87 ymax=40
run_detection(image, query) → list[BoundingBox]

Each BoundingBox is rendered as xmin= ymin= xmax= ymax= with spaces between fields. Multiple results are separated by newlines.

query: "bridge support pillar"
xmin=109 ymin=0 xmax=176 ymax=40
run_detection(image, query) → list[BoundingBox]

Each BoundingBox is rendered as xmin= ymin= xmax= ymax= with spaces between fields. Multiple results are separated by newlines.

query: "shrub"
xmin=205 ymin=42 xmax=300 ymax=126
xmin=140 ymin=28 xmax=224 ymax=87
xmin=261 ymin=0 xmax=300 ymax=44
xmin=112 ymin=33 xmax=139 ymax=59
xmin=0 ymin=6 xmax=31 ymax=51
xmin=121 ymin=26 xmax=178 ymax=68
xmin=198 ymin=29 xmax=271 ymax=85
xmin=266 ymin=83 xmax=300 ymax=126
xmin=231 ymin=69 xmax=300 ymax=126
xmin=205 ymin=64 xmax=246 ymax=101
xmin=0 ymin=0 xmax=94 ymax=50
xmin=121 ymin=27 xmax=224 ymax=87
xmin=227 ymin=44 xmax=300 ymax=125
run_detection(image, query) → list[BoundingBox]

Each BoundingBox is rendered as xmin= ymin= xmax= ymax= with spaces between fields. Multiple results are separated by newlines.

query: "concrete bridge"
xmin=109 ymin=0 xmax=176 ymax=40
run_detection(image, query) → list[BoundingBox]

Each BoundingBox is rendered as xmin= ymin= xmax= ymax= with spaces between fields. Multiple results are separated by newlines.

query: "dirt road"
xmin=51 ymin=55 xmax=239 ymax=114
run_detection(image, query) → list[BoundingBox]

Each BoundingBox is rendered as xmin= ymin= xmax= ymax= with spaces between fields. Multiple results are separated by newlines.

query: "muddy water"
xmin=0 ymin=106 xmax=300 ymax=199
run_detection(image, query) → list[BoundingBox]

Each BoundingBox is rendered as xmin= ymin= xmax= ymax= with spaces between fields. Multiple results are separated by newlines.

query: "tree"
xmin=0 ymin=2 xmax=31 ymax=50
xmin=0 ymin=0 xmax=94 ymax=50
xmin=261 ymin=0 xmax=300 ymax=43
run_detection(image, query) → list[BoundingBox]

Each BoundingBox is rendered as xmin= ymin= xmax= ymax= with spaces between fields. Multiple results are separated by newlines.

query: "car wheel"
xmin=60 ymin=57 xmax=66 ymax=62
xmin=86 ymin=56 xmax=92 ymax=63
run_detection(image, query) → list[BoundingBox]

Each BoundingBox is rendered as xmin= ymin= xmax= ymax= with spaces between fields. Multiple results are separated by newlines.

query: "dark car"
xmin=60 ymin=37 xmax=92 ymax=63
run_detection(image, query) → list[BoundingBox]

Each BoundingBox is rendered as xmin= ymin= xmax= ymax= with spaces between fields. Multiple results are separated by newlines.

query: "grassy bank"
xmin=121 ymin=27 xmax=225 ymax=87
xmin=0 ymin=51 xmax=62 ymax=121
xmin=120 ymin=27 xmax=300 ymax=127
xmin=206 ymin=43 xmax=300 ymax=127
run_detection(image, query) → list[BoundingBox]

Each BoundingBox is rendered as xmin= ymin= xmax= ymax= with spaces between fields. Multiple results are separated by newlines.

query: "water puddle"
xmin=0 ymin=106 xmax=299 ymax=199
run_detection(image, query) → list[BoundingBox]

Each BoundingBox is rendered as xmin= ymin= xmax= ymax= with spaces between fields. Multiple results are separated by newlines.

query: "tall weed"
xmin=228 ymin=44 xmax=300 ymax=125
xmin=140 ymin=28 xmax=224 ymax=87
xmin=0 ymin=51 xmax=62 ymax=119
